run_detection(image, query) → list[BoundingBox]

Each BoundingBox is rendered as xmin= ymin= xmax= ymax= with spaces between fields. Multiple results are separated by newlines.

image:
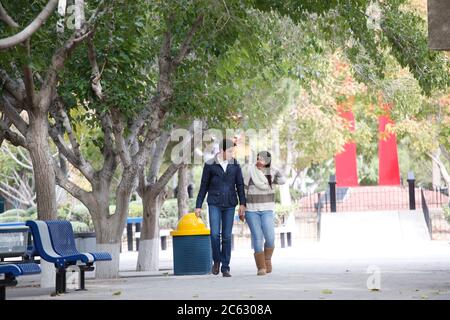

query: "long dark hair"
xmin=257 ymin=151 xmax=272 ymax=189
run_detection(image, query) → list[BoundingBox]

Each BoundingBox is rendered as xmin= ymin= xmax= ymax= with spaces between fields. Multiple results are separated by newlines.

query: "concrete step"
xmin=320 ymin=210 xmax=430 ymax=244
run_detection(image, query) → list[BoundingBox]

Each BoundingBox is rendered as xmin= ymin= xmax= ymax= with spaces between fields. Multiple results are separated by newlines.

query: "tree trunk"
xmin=280 ymin=138 xmax=293 ymax=206
xmin=91 ymin=211 xmax=122 ymax=279
xmin=429 ymin=151 xmax=450 ymax=190
xmin=432 ymin=148 xmax=442 ymax=188
xmin=279 ymin=183 xmax=292 ymax=206
xmin=26 ymin=113 xmax=57 ymax=287
xmin=136 ymin=190 xmax=162 ymax=271
xmin=27 ymin=114 xmax=57 ymax=220
xmin=177 ymin=164 xmax=189 ymax=219
xmin=279 ymin=165 xmax=292 ymax=205
xmin=88 ymin=180 xmax=128 ymax=279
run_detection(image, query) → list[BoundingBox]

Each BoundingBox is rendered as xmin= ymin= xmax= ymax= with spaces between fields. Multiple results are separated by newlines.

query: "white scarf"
xmin=243 ymin=165 xmax=271 ymax=190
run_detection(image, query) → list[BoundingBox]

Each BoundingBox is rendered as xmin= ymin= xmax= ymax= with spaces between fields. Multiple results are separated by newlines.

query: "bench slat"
xmin=0 ymin=263 xmax=40 ymax=276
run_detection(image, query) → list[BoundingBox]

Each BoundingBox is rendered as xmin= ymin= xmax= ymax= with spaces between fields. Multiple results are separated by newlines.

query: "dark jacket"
xmin=195 ymin=156 xmax=246 ymax=209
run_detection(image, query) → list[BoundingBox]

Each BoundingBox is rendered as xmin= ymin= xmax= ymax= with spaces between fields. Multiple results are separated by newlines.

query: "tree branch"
xmin=0 ymin=0 xmax=59 ymax=50
xmin=96 ymin=110 xmax=117 ymax=177
xmin=99 ymin=111 xmax=114 ymax=154
xmin=429 ymin=151 xmax=450 ymax=188
xmin=87 ymin=33 xmax=103 ymax=100
xmin=49 ymin=122 xmax=95 ymax=184
xmin=53 ymin=157 xmax=93 ymax=205
xmin=127 ymin=19 xmax=175 ymax=144
xmin=23 ymin=40 xmax=36 ymax=107
xmin=0 ymin=95 xmax=28 ymax=135
xmin=0 ymin=118 xmax=26 ymax=147
xmin=173 ymin=15 xmax=204 ymax=66
xmin=439 ymin=145 xmax=450 ymax=164
xmin=1 ymin=169 xmax=33 ymax=203
xmin=1 ymin=144 xmax=33 ymax=170
xmin=16 ymin=144 xmax=32 ymax=168
xmin=153 ymin=163 xmax=182 ymax=196
xmin=0 ymin=183 xmax=33 ymax=207
xmin=0 ymin=2 xmax=19 ymax=27
xmin=49 ymin=124 xmax=77 ymax=163
xmin=58 ymin=105 xmax=89 ymax=167
xmin=129 ymin=15 xmax=202 ymax=149
xmin=39 ymin=30 xmax=94 ymax=112
xmin=147 ymin=131 xmax=171 ymax=185
xmin=111 ymin=108 xmax=132 ymax=168
xmin=0 ymin=115 xmax=11 ymax=146
xmin=0 ymin=68 xmax=26 ymax=103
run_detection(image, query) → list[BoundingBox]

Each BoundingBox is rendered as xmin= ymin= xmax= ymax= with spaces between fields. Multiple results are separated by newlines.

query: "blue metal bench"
xmin=0 ymin=225 xmax=41 ymax=300
xmin=0 ymin=263 xmax=41 ymax=300
xmin=26 ymin=220 xmax=112 ymax=294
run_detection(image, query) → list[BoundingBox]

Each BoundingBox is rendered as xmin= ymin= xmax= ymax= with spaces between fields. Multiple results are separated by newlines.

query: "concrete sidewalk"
xmin=7 ymin=241 xmax=450 ymax=300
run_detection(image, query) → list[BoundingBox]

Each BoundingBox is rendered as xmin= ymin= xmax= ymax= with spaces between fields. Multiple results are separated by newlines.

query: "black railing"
xmin=420 ymin=188 xmax=433 ymax=238
xmin=298 ymin=185 xmax=448 ymax=213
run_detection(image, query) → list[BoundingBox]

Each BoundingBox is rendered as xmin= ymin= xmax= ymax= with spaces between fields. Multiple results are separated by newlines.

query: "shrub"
xmin=26 ymin=207 xmax=37 ymax=220
xmin=160 ymin=198 xmax=198 ymax=229
xmin=70 ymin=204 xmax=93 ymax=229
xmin=443 ymin=205 xmax=450 ymax=223
xmin=289 ymin=188 xmax=302 ymax=201
xmin=274 ymin=203 xmax=299 ymax=226
xmin=0 ymin=197 xmax=203 ymax=231
xmin=57 ymin=206 xmax=71 ymax=221
xmin=0 ymin=215 xmax=26 ymax=223
xmin=0 ymin=209 xmax=27 ymax=218
xmin=0 ymin=209 xmax=32 ymax=223
xmin=70 ymin=221 xmax=91 ymax=233
xmin=129 ymin=200 xmax=143 ymax=217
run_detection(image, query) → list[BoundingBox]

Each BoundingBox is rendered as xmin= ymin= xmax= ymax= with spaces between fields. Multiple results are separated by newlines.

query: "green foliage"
xmin=2 ymin=0 xmax=449 ymax=228
xmin=70 ymin=221 xmax=91 ymax=233
xmin=289 ymin=188 xmax=303 ymax=201
xmin=274 ymin=203 xmax=299 ymax=226
xmin=0 ymin=206 xmax=93 ymax=231
xmin=60 ymin=1 xmax=160 ymax=119
xmin=128 ymin=201 xmax=143 ymax=217
xmin=382 ymin=3 xmax=450 ymax=96
xmin=357 ymin=154 xmax=379 ymax=186
xmin=71 ymin=204 xmax=91 ymax=221
xmin=0 ymin=209 xmax=28 ymax=223
xmin=443 ymin=206 xmax=450 ymax=224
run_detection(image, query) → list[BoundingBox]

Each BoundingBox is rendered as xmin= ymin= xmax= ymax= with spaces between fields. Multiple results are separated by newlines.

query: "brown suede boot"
xmin=254 ymin=252 xmax=267 ymax=276
xmin=264 ymin=247 xmax=274 ymax=273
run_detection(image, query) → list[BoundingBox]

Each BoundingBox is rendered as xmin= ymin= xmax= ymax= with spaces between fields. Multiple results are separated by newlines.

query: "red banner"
xmin=378 ymin=105 xmax=400 ymax=185
xmin=335 ymin=105 xmax=359 ymax=187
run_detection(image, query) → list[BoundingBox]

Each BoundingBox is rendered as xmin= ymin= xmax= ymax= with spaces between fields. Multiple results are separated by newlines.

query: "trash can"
xmin=0 ymin=225 xmax=29 ymax=257
xmin=74 ymin=232 xmax=97 ymax=253
xmin=170 ymin=213 xmax=212 ymax=275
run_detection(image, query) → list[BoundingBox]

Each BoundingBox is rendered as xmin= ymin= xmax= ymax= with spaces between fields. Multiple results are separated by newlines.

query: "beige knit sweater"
xmin=242 ymin=165 xmax=286 ymax=211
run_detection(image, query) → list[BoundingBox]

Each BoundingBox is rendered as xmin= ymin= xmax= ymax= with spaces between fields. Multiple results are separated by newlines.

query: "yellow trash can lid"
xmin=170 ymin=212 xmax=211 ymax=236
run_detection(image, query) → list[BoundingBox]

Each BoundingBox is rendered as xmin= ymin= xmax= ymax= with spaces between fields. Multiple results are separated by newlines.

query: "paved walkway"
xmin=7 ymin=241 xmax=450 ymax=300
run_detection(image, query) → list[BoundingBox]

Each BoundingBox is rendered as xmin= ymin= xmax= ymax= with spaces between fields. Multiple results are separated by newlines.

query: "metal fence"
xmin=299 ymin=185 xmax=448 ymax=213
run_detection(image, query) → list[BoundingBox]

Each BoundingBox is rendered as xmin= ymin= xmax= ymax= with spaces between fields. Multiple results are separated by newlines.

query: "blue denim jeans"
xmin=245 ymin=210 xmax=275 ymax=253
xmin=208 ymin=205 xmax=235 ymax=273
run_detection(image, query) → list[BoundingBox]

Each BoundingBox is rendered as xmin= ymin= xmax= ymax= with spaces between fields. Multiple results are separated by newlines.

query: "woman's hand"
xmin=238 ymin=205 xmax=246 ymax=222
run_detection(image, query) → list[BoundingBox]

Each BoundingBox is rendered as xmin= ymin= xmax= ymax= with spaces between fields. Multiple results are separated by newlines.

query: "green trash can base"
xmin=173 ymin=235 xmax=212 ymax=276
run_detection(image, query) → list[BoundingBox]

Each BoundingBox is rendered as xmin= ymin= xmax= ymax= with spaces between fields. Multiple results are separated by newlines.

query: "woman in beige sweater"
xmin=241 ymin=151 xmax=286 ymax=276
